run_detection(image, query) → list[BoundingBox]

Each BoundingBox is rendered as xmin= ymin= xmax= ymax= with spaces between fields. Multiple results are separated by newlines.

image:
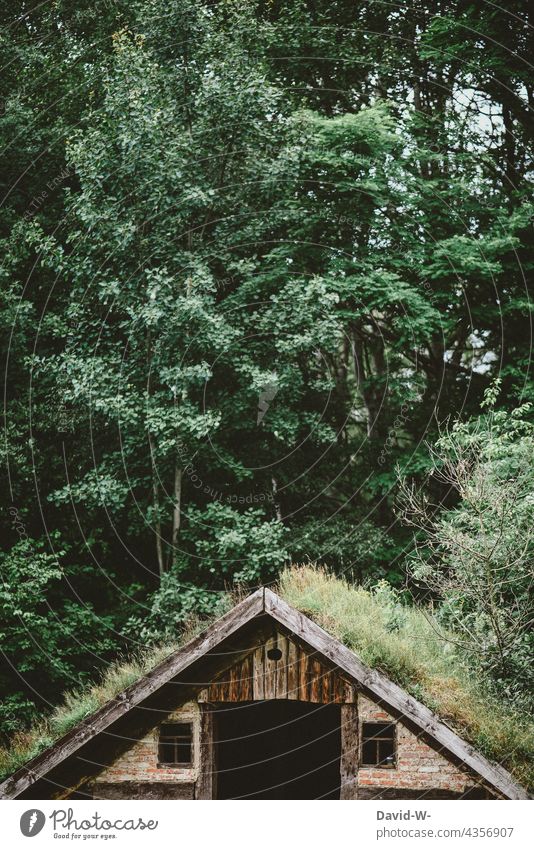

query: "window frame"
xmin=157 ymin=721 xmax=194 ymax=769
xmin=360 ymin=720 xmax=397 ymax=769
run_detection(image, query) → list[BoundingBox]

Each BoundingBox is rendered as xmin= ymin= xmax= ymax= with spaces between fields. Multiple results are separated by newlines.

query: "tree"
xmin=1 ymin=0 xmax=533 ymax=731
xmin=33 ymin=13 xmax=292 ymax=586
xmin=0 ymin=534 xmax=116 ymax=739
xmin=400 ymin=385 xmax=534 ymax=706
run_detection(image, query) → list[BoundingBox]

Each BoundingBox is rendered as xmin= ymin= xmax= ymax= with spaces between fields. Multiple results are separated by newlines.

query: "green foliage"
xmin=1 ymin=0 xmax=533 ymax=737
xmin=0 ymin=641 xmax=183 ymax=780
xmin=400 ymin=395 xmax=534 ymax=707
xmin=188 ymin=504 xmax=289 ymax=581
xmin=128 ymin=581 xmax=230 ymax=643
xmin=0 ymin=537 xmax=116 ymax=738
xmin=288 ymin=516 xmax=395 ymax=582
xmin=130 ymin=504 xmax=289 ymax=640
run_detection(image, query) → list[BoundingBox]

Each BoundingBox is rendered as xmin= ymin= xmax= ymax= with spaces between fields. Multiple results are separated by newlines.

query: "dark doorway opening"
xmin=215 ymin=700 xmax=341 ymax=799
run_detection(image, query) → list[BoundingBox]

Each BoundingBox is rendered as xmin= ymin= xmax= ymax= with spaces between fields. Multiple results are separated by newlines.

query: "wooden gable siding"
xmin=200 ymin=632 xmax=356 ymax=703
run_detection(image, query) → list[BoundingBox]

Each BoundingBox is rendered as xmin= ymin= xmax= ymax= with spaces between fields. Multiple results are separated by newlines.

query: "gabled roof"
xmin=0 ymin=588 xmax=528 ymax=799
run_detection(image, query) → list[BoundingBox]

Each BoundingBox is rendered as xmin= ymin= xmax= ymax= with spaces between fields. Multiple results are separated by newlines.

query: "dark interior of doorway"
xmin=215 ymin=700 xmax=341 ymax=799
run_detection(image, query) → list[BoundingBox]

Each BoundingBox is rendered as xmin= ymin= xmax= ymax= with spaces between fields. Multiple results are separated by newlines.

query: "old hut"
xmin=0 ymin=588 xmax=528 ymax=800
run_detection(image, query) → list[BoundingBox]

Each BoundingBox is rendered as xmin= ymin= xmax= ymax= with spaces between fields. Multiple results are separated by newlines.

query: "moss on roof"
xmin=1 ymin=566 xmax=532 ymax=790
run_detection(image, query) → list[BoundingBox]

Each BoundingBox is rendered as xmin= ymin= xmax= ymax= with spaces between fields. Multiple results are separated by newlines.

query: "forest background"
xmin=1 ymin=0 xmax=532 ymax=744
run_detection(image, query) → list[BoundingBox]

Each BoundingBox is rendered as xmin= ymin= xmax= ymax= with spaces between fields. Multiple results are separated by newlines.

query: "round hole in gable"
xmin=267 ymin=647 xmax=282 ymax=661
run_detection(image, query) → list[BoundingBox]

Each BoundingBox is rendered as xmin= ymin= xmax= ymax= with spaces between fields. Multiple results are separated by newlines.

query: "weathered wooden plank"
xmin=196 ymin=703 xmax=216 ymax=799
xmin=252 ymin=644 xmax=264 ymax=700
xmin=330 ymin=674 xmax=339 ymax=703
xmin=206 ymin=652 xmax=256 ymax=702
xmin=264 ymin=635 xmax=277 ymax=699
xmin=206 ymin=641 xmax=352 ymax=705
xmin=322 ymin=667 xmax=331 ymax=704
xmin=309 ymin=656 xmax=322 ymax=703
xmin=242 ymin=654 xmax=253 ymax=701
xmin=228 ymin=660 xmax=239 ymax=702
xmin=234 ymin=657 xmax=246 ymax=701
xmin=207 ymin=633 xmax=354 ymax=705
xmin=340 ymin=704 xmax=359 ymax=800
xmin=332 ymin=672 xmax=342 ymax=704
xmin=263 ymin=588 xmax=528 ymax=800
xmin=342 ymin=678 xmax=356 ymax=704
xmin=287 ymin=638 xmax=298 ymax=700
xmin=277 ymin=634 xmax=288 ymax=698
xmin=298 ymin=646 xmax=308 ymax=701
xmin=218 ymin=669 xmax=230 ymax=702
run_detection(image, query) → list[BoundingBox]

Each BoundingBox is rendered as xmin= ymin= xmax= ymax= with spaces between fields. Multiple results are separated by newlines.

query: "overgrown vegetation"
xmin=279 ymin=567 xmax=534 ymax=790
xmin=1 ymin=0 xmax=533 ymax=752
xmin=0 ymin=642 xmax=179 ymax=782
xmin=400 ymin=386 xmax=534 ymax=708
xmin=1 ymin=566 xmax=532 ymax=789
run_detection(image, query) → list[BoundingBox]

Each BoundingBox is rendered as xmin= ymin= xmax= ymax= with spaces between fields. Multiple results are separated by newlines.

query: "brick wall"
xmin=356 ymin=696 xmax=478 ymax=795
xmin=93 ymin=693 xmax=485 ymax=798
xmin=94 ymin=702 xmax=200 ymax=786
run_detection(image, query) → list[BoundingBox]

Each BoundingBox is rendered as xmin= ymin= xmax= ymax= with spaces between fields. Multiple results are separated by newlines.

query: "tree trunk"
xmin=351 ymin=326 xmax=386 ymax=442
xmin=502 ymin=103 xmax=517 ymax=191
xmin=147 ymin=329 xmax=165 ymax=579
xmin=171 ymin=464 xmax=183 ymax=568
xmin=149 ymin=431 xmax=165 ymax=580
xmin=271 ymin=476 xmax=283 ymax=522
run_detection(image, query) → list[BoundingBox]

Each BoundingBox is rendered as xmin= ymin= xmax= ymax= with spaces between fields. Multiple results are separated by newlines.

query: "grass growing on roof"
xmin=0 ymin=596 xmax=238 ymax=782
xmin=0 ymin=566 xmax=532 ymax=790
xmin=0 ymin=641 xmax=182 ymax=781
xmin=279 ymin=566 xmax=534 ymax=790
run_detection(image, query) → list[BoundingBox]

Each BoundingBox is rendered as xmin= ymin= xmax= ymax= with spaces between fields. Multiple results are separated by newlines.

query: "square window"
xmin=158 ymin=721 xmax=193 ymax=767
xmin=361 ymin=721 xmax=396 ymax=767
